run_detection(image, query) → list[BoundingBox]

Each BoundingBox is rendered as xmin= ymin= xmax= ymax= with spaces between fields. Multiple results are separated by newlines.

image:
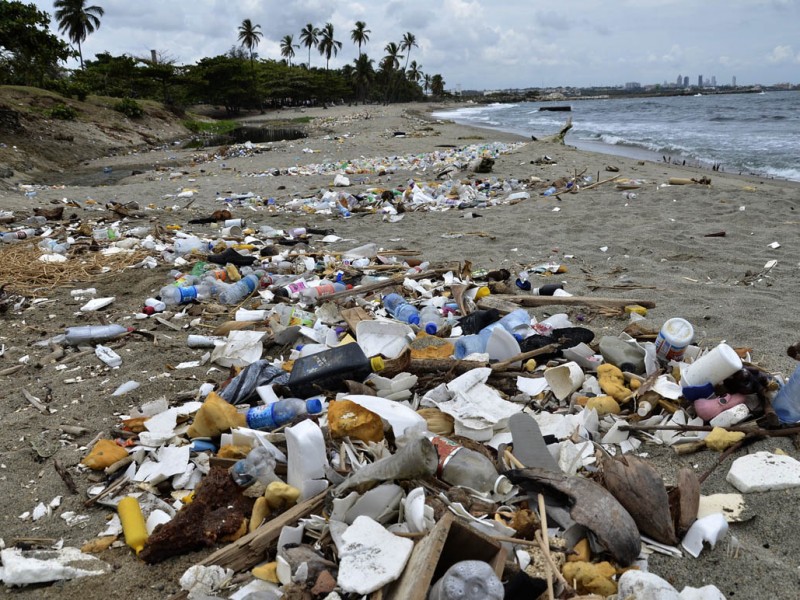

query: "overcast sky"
xmin=31 ymin=0 xmax=800 ymax=90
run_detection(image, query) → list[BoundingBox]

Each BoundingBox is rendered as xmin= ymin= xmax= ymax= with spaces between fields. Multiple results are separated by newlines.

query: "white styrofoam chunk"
xmin=0 ymin=547 xmax=111 ymax=586
xmin=681 ymin=513 xmax=729 ymax=558
xmin=617 ymin=570 xmax=681 ymax=600
xmin=679 ymin=584 xmax=727 ymax=599
xmin=726 ymin=451 xmax=800 ymax=493
xmin=337 ymin=516 xmax=414 ymax=595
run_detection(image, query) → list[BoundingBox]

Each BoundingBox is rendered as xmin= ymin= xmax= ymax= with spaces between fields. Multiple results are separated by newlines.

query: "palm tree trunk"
xmin=78 ymin=39 xmax=84 ymax=70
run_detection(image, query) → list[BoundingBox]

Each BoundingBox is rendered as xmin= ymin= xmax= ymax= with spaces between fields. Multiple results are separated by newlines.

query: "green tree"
xmin=299 ymin=23 xmax=319 ymax=68
xmin=237 ymin=18 xmax=262 ymax=72
xmin=382 ymin=42 xmax=403 ymax=72
xmin=406 ymin=60 xmax=421 ymax=84
xmin=280 ymin=34 xmax=298 ymax=67
xmin=0 ymin=1 xmax=71 ymax=85
xmin=317 ymin=22 xmax=342 ymax=71
xmin=351 ymin=53 xmax=375 ymax=104
xmin=350 ymin=20 xmax=370 ymax=56
xmin=186 ymin=54 xmax=250 ymax=115
xmin=423 ymin=73 xmax=432 ymax=95
xmin=400 ymin=31 xmax=417 ymax=71
xmin=53 ymin=0 xmax=104 ymax=70
xmin=431 ymin=73 xmax=445 ymax=97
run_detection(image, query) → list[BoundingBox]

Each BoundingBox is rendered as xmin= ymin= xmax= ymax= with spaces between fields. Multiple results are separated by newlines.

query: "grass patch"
xmin=182 ymin=119 xmax=238 ymax=135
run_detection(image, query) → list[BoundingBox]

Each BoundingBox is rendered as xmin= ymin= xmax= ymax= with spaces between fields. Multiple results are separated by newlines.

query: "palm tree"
xmin=299 ymin=23 xmax=320 ymax=67
xmin=423 ymin=73 xmax=432 ymax=95
xmin=280 ymin=34 xmax=298 ymax=67
xmin=407 ymin=60 xmax=422 ymax=84
xmin=431 ymin=73 xmax=445 ymax=97
xmin=350 ymin=21 xmax=370 ymax=56
xmin=238 ymin=19 xmax=262 ymax=70
xmin=400 ymin=32 xmax=418 ymax=70
xmin=352 ymin=53 xmax=375 ymax=104
xmin=317 ymin=22 xmax=342 ymax=71
xmin=53 ymin=0 xmax=105 ymax=70
xmin=383 ymin=42 xmax=403 ymax=72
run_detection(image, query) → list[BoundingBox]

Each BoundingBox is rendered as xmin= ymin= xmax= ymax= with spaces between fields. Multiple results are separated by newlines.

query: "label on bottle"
xmin=246 ymin=404 xmax=277 ymax=430
xmin=315 ymin=283 xmax=336 ymax=297
xmin=179 ymin=286 xmax=198 ymax=303
xmin=430 ymin=435 xmax=463 ymax=477
xmin=288 ymin=307 xmax=316 ymax=327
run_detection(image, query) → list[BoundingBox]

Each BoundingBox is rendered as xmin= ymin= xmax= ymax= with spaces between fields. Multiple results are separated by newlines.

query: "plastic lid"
xmin=474 ymin=286 xmax=490 ymax=299
xmin=494 ymin=475 xmax=513 ymax=496
xmin=306 ymin=398 xmax=323 ymax=414
xmin=425 ymin=322 xmax=438 ymax=335
xmin=408 ymin=314 xmax=420 ymax=326
xmin=370 ymin=356 xmax=385 ymax=372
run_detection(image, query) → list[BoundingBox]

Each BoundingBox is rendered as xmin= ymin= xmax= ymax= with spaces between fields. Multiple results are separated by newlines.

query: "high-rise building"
xmin=677 ymin=74 xmax=682 ymax=86
xmin=711 ymin=76 xmax=716 ymax=87
xmin=684 ymin=76 xmax=689 ymax=87
xmin=698 ymin=75 xmax=703 ymax=87
xmin=732 ymin=76 xmax=737 ymax=87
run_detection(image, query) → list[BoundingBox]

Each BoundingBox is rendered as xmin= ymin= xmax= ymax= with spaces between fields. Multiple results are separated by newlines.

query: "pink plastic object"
xmin=694 ymin=393 xmax=746 ymax=421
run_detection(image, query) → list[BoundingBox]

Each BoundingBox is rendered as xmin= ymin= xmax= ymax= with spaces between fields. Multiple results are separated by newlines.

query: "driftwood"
xmin=316 ymin=267 xmax=452 ymax=303
xmin=479 ymin=295 xmax=656 ymax=311
xmin=541 ymin=117 xmax=573 ymax=144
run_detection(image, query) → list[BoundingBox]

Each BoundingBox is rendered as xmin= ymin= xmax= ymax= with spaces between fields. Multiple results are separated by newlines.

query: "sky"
xmin=30 ymin=0 xmax=800 ymax=90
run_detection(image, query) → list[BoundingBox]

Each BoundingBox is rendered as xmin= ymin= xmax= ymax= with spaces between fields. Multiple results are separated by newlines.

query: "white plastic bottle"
xmin=1 ymin=228 xmax=37 ymax=243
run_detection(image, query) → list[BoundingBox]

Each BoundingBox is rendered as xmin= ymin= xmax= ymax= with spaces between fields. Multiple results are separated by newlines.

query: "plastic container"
xmin=772 ymin=365 xmax=800 ymax=424
xmin=655 ymin=317 xmax=694 ymax=361
xmin=681 ymin=343 xmax=743 ymax=387
xmin=457 ymin=308 xmax=500 ymax=335
xmin=453 ymin=328 xmax=492 ymax=359
xmin=173 ymin=236 xmax=209 ymax=255
xmin=0 ymin=228 xmax=37 ymax=243
xmin=38 ymin=238 xmax=70 ymax=254
xmin=498 ymin=308 xmax=532 ymax=339
xmin=383 ymin=293 xmax=421 ymax=326
xmin=419 ymin=304 xmax=445 ymax=335
xmin=160 ymin=283 xmax=212 ymax=305
xmin=288 ymin=344 xmax=384 ymax=398
xmin=218 ymin=274 xmax=259 ymax=305
xmin=230 ymin=446 xmax=280 ymax=486
xmin=298 ymin=281 xmax=348 ymax=302
xmin=430 ymin=435 xmax=512 ymax=495
xmin=64 ymin=324 xmax=131 ymax=346
xmin=118 ymin=496 xmax=147 ymax=555
xmin=246 ymin=397 xmax=323 ymax=431
xmin=428 ymin=560 xmax=504 ymax=600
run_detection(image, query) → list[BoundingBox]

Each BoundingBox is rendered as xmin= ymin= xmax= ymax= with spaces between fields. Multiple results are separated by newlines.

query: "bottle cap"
xmin=474 ymin=286 xmax=490 ymax=299
xmin=370 ymin=356 xmax=385 ymax=372
xmin=424 ymin=322 xmax=438 ymax=335
xmin=306 ymin=398 xmax=323 ymax=414
xmin=494 ymin=475 xmax=514 ymax=496
xmin=408 ymin=314 xmax=420 ymax=326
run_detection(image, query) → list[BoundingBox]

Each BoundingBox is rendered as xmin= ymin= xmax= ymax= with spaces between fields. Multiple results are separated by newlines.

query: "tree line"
xmin=0 ymin=1 xmax=448 ymax=114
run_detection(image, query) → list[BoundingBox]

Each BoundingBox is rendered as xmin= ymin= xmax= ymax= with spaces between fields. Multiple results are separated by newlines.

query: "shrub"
xmin=48 ymin=103 xmax=77 ymax=120
xmin=114 ymin=97 xmax=144 ymax=119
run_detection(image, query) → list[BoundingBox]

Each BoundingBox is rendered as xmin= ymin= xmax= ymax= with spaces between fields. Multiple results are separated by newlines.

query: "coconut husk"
xmin=668 ymin=467 xmax=700 ymax=536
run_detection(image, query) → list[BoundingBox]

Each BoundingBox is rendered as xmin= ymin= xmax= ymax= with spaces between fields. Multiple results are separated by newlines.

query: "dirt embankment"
xmin=0 ymin=86 xmax=193 ymax=186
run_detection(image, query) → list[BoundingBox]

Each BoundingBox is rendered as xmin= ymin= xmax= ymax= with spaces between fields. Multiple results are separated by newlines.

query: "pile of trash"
xmin=2 ymin=204 xmax=800 ymax=600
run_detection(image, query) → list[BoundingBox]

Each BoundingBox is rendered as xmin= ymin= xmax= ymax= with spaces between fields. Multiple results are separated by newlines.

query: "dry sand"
xmin=0 ymin=102 xmax=799 ymax=598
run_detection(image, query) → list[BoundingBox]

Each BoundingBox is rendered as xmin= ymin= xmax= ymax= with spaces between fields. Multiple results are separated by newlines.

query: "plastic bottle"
xmin=532 ymin=284 xmax=564 ymax=296
xmin=457 ymin=308 xmax=501 ymax=335
xmin=93 ymin=227 xmax=119 ymax=241
xmin=453 ymin=327 xmax=493 ymax=359
xmin=382 ymin=293 xmax=421 ymax=326
xmin=298 ymin=281 xmax=349 ymax=302
xmin=288 ymin=344 xmax=385 ymax=398
xmin=428 ymin=560 xmax=504 ymax=600
xmin=230 ymin=446 xmax=281 ymax=486
xmin=419 ymin=304 xmax=445 ymax=335
xmin=38 ymin=238 xmax=70 ymax=254
xmin=543 ymin=186 xmax=557 ymax=196
xmin=118 ymin=496 xmax=147 ymax=555
xmin=64 ymin=324 xmax=132 ymax=345
xmin=173 ymin=236 xmax=208 ymax=255
xmin=1 ymin=228 xmax=37 ymax=243
xmin=246 ymin=398 xmax=324 ymax=431
xmin=218 ymin=273 xmax=259 ymax=305
xmin=430 ymin=435 xmax=512 ymax=495
xmin=160 ymin=283 xmax=212 ymax=305
xmin=772 ymin=365 xmax=800 ymax=424
xmin=515 ymin=270 xmax=531 ymax=291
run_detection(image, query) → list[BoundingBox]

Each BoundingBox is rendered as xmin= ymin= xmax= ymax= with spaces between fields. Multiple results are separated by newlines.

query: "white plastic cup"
xmin=681 ymin=343 xmax=743 ymax=387
xmin=655 ymin=318 xmax=694 ymax=361
xmin=544 ymin=361 xmax=585 ymax=400
xmin=220 ymin=226 xmax=242 ymax=237
xmin=223 ymin=218 xmax=245 ymax=227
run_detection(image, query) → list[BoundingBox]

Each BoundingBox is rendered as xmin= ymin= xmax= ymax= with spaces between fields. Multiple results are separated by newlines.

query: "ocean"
xmin=432 ymin=91 xmax=800 ymax=182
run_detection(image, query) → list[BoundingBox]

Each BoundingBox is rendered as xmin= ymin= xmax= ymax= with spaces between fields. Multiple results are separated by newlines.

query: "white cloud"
xmin=767 ymin=45 xmax=799 ymax=64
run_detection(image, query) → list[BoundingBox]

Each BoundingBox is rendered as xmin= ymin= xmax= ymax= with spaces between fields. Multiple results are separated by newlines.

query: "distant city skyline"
xmin=28 ymin=0 xmax=800 ymax=90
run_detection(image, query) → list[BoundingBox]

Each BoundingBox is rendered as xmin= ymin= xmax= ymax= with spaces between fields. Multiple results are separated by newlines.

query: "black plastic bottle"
xmin=287 ymin=344 xmax=384 ymax=398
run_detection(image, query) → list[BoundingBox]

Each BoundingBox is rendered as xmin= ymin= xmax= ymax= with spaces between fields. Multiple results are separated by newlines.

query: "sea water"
xmin=433 ymin=90 xmax=800 ymax=182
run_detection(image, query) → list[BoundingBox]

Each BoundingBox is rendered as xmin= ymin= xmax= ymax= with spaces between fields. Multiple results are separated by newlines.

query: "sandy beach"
xmin=1 ymin=102 xmax=799 ymax=599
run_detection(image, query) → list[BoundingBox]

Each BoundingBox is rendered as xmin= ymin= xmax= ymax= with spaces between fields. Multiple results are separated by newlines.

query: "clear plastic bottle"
xmin=382 ymin=293 xmax=421 ymax=326
xmin=230 ymin=446 xmax=280 ymax=486
xmin=217 ymin=273 xmax=259 ymax=305
xmin=1 ymin=228 xmax=37 ymax=243
xmin=298 ymin=281 xmax=349 ymax=302
xmin=419 ymin=304 xmax=445 ymax=335
xmin=38 ymin=238 xmax=70 ymax=254
xmin=64 ymin=324 xmax=132 ymax=345
xmin=430 ymin=435 xmax=512 ymax=495
xmin=245 ymin=397 xmax=323 ymax=430
xmin=159 ymin=283 xmax=212 ymax=305
xmin=772 ymin=365 xmax=800 ymax=424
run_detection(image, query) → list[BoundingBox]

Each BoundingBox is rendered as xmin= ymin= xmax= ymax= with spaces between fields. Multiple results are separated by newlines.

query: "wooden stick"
xmin=490 ymin=344 xmax=560 ymax=371
xmin=315 ymin=268 xmax=451 ymax=303
xmin=537 ymin=494 xmax=555 ymax=600
xmin=54 ymin=458 xmax=78 ymax=495
xmin=481 ymin=295 xmax=656 ymax=309
xmin=22 ymin=389 xmax=48 ymax=414
xmin=622 ymin=423 xmax=800 ymax=436
xmin=580 ymin=174 xmax=621 ymax=191
xmin=84 ymin=475 xmax=129 ymax=507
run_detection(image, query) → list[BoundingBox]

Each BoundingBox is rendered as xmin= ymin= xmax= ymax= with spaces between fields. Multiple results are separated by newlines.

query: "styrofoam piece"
xmin=285 ymin=420 xmax=329 ymax=500
xmin=356 ymin=320 xmax=414 ymax=359
xmin=95 ymin=345 xmax=122 ymax=367
xmin=679 ymin=584 xmax=727 ymax=599
xmin=516 ymin=376 xmax=549 ymax=397
xmin=146 ymin=509 xmax=172 ymax=534
xmin=80 ymin=297 xmax=115 ymax=312
xmin=726 ymin=451 xmax=800 ymax=492
xmin=210 ymin=330 xmax=265 ymax=368
xmin=544 ymin=361 xmax=584 ymax=400
xmin=709 ymin=404 xmax=750 ymax=428
xmin=0 ymin=547 xmax=111 ymax=586
xmin=652 ymin=375 xmax=683 ymax=400
xmin=277 ymin=523 xmax=305 ymax=552
xmin=143 ymin=408 xmax=178 ymax=435
xmin=617 ymin=570 xmax=681 ymax=599
xmin=133 ymin=445 xmax=190 ymax=485
xmin=179 ymin=565 xmax=234 ymax=597
xmin=698 ymin=494 xmax=746 ymax=522
xmin=681 ymin=513 xmax=729 ymax=558
xmin=344 ymin=394 xmax=426 ymax=437
xmin=403 ymin=487 xmax=432 ymax=533
xmin=344 ymin=483 xmax=404 ymax=524
xmin=337 ymin=516 xmax=414 ymax=595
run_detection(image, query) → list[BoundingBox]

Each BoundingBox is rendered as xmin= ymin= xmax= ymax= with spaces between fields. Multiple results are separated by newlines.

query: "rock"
xmin=726 ymin=451 xmax=800 ymax=492
xmin=0 ymin=167 xmax=13 ymax=178
xmin=337 ymin=516 xmax=413 ymax=595
xmin=617 ymin=570 xmax=681 ymax=600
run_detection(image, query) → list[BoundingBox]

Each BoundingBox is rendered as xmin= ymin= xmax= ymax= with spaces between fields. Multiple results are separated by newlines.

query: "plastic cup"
xmin=681 ymin=343 xmax=743 ymax=387
xmin=544 ymin=361 xmax=585 ymax=400
xmin=224 ymin=218 xmax=245 ymax=227
xmin=220 ymin=226 xmax=242 ymax=237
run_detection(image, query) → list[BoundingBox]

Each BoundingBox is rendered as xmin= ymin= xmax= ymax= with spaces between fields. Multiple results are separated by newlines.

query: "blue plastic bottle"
xmin=382 ymin=293 xmax=421 ymax=325
xmin=246 ymin=398 xmax=323 ymax=430
xmin=772 ymin=365 xmax=800 ymax=424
